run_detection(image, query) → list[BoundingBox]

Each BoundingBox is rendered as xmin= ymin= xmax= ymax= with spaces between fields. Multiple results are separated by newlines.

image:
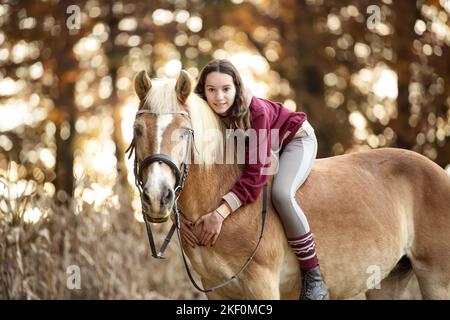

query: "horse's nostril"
xmin=161 ymin=187 xmax=173 ymax=207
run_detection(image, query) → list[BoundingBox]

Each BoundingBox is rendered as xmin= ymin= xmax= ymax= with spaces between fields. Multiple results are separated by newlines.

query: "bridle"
xmin=126 ymin=109 xmax=192 ymax=258
xmin=126 ymin=108 xmax=268 ymax=293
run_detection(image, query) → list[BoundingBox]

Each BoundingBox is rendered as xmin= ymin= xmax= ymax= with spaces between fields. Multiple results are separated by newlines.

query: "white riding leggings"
xmin=271 ymin=122 xmax=318 ymax=238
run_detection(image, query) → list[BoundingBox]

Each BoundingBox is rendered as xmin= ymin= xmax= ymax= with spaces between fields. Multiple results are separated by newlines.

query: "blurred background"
xmin=0 ymin=0 xmax=449 ymax=299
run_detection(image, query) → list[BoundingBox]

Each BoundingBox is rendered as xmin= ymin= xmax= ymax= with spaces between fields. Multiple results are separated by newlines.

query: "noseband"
xmin=126 ymin=108 xmax=268 ymax=294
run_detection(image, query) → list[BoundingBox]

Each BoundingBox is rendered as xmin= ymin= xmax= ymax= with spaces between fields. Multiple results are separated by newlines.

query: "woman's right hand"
xmin=178 ymin=215 xmax=199 ymax=248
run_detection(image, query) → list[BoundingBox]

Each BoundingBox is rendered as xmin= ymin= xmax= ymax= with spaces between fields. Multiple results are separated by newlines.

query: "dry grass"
xmin=0 ymin=183 xmax=207 ymax=300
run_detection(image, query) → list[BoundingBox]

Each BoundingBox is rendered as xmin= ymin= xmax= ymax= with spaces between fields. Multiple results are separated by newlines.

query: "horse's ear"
xmin=134 ymin=70 xmax=152 ymax=100
xmin=175 ymin=70 xmax=192 ymax=104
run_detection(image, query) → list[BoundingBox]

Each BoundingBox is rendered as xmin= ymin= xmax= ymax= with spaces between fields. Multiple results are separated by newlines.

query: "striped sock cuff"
xmin=287 ymin=232 xmax=319 ymax=271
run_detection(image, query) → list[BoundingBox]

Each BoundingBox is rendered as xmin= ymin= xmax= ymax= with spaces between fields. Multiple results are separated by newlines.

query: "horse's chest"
xmin=189 ymin=250 xmax=233 ymax=281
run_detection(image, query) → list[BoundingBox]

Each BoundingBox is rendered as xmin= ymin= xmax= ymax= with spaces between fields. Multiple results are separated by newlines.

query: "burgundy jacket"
xmin=222 ymin=96 xmax=307 ymax=212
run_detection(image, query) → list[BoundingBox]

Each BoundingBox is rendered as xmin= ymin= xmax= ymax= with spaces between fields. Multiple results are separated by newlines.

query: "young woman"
xmin=186 ymin=59 xmax=329 ymax=300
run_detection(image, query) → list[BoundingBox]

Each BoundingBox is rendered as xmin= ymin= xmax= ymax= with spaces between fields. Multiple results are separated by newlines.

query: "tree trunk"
xmin=388 ymin=1 xmax=421 ymax=150
xmin=106 ymin=8 xmax=134 ymax=218
xmin=54 ymin=73 xmax=76 ymax=201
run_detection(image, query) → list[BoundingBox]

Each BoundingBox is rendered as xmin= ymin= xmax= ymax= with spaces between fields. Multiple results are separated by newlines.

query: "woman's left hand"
xmin=194 ymin=210 xmax=224 ymax=246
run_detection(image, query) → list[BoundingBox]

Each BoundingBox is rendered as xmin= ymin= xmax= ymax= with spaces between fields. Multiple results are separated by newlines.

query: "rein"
xmin=126 ymin=108 xmax=268 ymax=293
xmin=178 ymin=184 xmax=268 ymax=293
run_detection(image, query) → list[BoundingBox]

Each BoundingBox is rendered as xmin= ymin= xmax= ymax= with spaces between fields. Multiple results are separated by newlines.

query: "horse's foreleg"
xmin=202 ymin=275 xmax=281 ymax=300
xmin=203 ymin=268 xmax=281 ymax=300
xmin=244 ymin=265 xmax=283 ymax=299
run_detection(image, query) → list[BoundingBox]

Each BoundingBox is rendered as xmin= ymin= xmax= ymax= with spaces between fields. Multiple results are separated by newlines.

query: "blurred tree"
xmin=389 ymin=0 xmax=450 ymax=167
xmin=1 ymin=0 xmax=100 ymax=201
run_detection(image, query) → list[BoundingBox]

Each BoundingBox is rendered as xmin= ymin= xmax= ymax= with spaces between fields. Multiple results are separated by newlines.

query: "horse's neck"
xmin=178 ymin=163 xmax=241 ymax=222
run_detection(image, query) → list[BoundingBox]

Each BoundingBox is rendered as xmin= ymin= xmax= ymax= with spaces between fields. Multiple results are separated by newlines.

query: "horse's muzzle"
xmin=142 ymin=202 xmax=172 ymax=223
xmin=141 ymin=183 xmax=175 ymax=219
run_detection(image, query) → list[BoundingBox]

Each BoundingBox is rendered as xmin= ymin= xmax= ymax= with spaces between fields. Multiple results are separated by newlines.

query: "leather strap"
xmin=140 ymin=154 xmax=182 ymax=187
xmin=143 ymin=213 xmax=176 ymax=259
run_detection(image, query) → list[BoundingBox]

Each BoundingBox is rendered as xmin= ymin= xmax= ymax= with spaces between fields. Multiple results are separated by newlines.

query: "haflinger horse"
xmin=131 ymin=69 xmax=450 ymax=300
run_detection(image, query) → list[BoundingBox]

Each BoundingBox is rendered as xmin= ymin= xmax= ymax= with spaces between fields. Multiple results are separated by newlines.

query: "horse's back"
xmin=292 ymin=148 xmax=450 ymax=298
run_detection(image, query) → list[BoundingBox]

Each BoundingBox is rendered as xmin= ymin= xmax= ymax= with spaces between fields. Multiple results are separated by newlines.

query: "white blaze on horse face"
xmin=156 ymin=114 xmax=174 ymax=154
xmin=144 ymin=114 xmax=175 ymax=193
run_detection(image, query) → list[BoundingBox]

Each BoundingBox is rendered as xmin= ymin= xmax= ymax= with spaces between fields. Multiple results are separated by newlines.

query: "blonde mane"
xmin=143 ymin=78 xmax=224 ymax=167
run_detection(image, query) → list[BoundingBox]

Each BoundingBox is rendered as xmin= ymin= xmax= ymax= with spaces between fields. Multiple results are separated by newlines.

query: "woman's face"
xmin=204 ymin=72 xmax=236 ymax=116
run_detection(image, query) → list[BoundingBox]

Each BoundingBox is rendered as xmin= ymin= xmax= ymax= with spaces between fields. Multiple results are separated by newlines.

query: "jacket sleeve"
xmin=222 ymin=108 xmax=271 ymax=212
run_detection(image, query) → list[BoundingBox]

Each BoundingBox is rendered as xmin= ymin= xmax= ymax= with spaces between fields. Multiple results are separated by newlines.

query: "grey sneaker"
xmin=300 ymin=265 xmax=330 ymax=300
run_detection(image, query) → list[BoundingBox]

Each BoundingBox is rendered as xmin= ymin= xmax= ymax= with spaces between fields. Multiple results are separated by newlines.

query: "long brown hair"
xmin=195 ymin=59 xmax=252 ymax=131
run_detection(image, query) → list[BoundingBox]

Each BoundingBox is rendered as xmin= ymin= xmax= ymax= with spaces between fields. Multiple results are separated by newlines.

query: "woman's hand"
xmin=172 ymin=214 xmax=199 ymax=248
xmin=194 ymin=210 xmax=225 ymax=246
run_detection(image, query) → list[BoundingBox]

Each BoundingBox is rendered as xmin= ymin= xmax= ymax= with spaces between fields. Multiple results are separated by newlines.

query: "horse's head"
xmin=132 ymin=70 xmax=194 ymax=223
